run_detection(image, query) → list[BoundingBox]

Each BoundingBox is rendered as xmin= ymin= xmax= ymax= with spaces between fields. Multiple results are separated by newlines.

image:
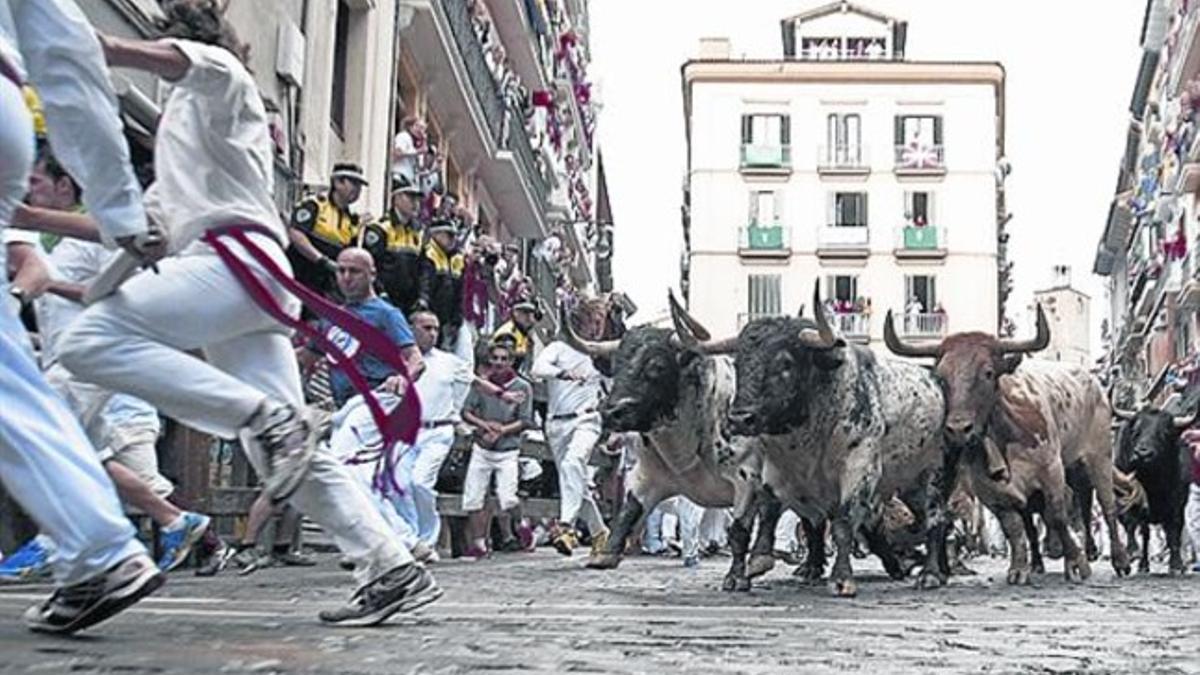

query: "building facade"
xmin=1032 ymin=266 xmax=1092 ymax=368
xmin=680 ymin=1 xmax=1009 ymax=348
xmin=1094 ymin=0 xmax=1200 ymax=409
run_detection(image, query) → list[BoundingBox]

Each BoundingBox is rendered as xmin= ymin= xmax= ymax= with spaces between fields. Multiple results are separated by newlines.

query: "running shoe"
xmin=157 ymin=512 xmax=211 ymax=572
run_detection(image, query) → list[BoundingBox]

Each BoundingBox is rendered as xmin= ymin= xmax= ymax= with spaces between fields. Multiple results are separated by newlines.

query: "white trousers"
xmin=649 ymin=496 xmax=703 ymax=560
xmin=0 ymin=77 xmax=143 ymax=585
xmin=392 ymin=426 xmax=456 ymax=546
xmin=58 ymin=240 xmax=412 ymax=585
xmin=545 ymin=413 xmax=607 ymax=534
xmin=774 ymin=510 xmax=801 ymax=553
xmin=327 ymin=394 xmax=420 ymax=550
xmin=1186 ymin=484 xmax=1200 ymax=559
xmin=461 ymin=446 xmax=521 ymax=512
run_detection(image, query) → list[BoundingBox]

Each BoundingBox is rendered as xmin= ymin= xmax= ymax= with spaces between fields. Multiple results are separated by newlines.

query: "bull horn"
xmin=1112 ymin=468 xmax=1148 ymax=516
xmin=797 ymin=304 xmax=805 ymax=318
xmin=666 ymin=290 xmax=737 ymax=354
xmin=667 ymin=290 xmax=712 ymax=342
xmin=798 ymin=281 xmax=837 ymax=349
xmin=996 ymin=303 xmax=1051 ymax=355
xmin=1173 ymin=397 xmax=1200 ymax=430
xmin=883 ymin=310 xmax=941 ymax=358
xmin=1108 ymin=386 xmax=1137 ymax=422
xmin=559 ymin=304 xmax=619 ymax=358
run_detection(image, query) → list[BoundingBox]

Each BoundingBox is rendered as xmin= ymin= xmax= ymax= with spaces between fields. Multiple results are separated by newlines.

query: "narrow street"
xmin=2 ymin=552 xmax=1199 ymax=673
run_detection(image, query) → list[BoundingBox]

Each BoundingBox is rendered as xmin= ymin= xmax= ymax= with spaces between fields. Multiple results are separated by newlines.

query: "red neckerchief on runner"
xmin=202 ymin=223 xmax=422 ymax=496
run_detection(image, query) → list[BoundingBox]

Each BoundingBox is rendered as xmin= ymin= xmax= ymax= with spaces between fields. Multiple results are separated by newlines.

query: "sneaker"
xmin=24 ymin=553 xmax=164 ymax=635
xmin=1192 ymin=561 xmax=1200 ymax=574
xmin=277 ymin=550 xmax=317 ymax=567
xmin=411 ymin=542 xmax=439 ymax=564
xmin=683 ymin=555 xmax=700 ymax=568
xmin=157 ymin=513 xmax=212 ymax=572
xmin=551 ymin=528 xmax=577 ymax=557
xmin=0 ymin=537 xmax=54 ymax=582
xmin=516 ymin=524 xmax=535 ymax=552
xmin=195 ymin=542 xmax=237 ymax=577
xmin=590 ymin=530 xmax=611 ymax=557
xmin=462 ymin=544 xmax=490 ymax=560
xmin=235 ymin=550 xmax=276 ymax=576
xmin=250 ymin=402 xmax=318 ymax=502
xmin=318 ymin=563 xmax=442 ymax=626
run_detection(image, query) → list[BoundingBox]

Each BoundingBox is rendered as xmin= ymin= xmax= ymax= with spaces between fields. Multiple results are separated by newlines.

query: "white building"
xmin=1032 ymin=266 xmax=1092 ymax=368
xmin=680 ymin=1 xmax=1010 ymax=347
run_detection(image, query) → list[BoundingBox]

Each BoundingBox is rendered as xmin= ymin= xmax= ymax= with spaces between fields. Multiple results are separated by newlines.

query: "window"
xmin=330 ymin=0 xmax=351 ymax=137
xmin=747 ymin=274 xmax=782 ymax=317
xmin=825 ymin=275 xmax=859 ymax=303
xmin=904 ymin=191 xmax=935 ymax=227
xmin=748 ymin=190 xmax=782 ymax=225
xmin=894 ymin=115 xmax=943 ymax=147
xmin=828 ymin=192 xmax=868 ymax=227
xmin=741 ymin=114 xmax=791 ymax=147
xmin=904 ymin=275 xmax=938 ymax=313
xmin=826 ymin=113 xmax=862 ymax=165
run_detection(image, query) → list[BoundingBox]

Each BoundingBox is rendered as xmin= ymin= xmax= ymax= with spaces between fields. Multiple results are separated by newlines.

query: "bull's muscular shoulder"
xmin=1000 ymin=359 xmax=1103 ymax=446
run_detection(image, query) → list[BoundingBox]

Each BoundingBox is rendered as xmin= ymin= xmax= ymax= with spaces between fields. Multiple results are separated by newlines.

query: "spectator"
xmin=460 ymin=341 xmax=535 ymax=558
xmin=287 ymin=162 xmax=369 ymax=300
xmin=392 ymin=117 xmax=424 ymax=186
xmin=360 ymin=174 xmax=424 ymax=313
xmin=417 ymin=218 xmax=465 ymax=349
xmin=530 ymin=299 xmax=612 ymax=557
xmin=492 ymin=299 xmax=539 ymax=370
xmin=391 ymin=310 xmax=474 ymax=557
xmin=1182 ymin=428 xmax=1200 ymax=573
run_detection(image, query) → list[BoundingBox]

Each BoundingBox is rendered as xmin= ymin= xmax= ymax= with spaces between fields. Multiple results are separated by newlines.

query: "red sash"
xmin=202 ymin=224 xmax=421 ymax=495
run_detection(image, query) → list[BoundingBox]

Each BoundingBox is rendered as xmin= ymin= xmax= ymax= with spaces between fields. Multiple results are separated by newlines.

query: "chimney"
xmin=698 ymin=37 xmax=731 ymax=61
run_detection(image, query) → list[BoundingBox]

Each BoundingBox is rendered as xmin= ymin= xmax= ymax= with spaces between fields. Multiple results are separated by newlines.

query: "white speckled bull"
xmin=727 ymin=282 xmax=954 ymax=597
xmin=884 ymin=305 xmax=1132 ymax=584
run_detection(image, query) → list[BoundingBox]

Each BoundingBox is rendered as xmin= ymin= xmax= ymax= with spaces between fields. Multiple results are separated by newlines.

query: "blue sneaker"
xmin=1192 ymin=561 xmax=1200 ymax=574
xmin=157 ymin=513 xmax=211 ymax=572
xmin=0 ymin=537 xmax=53 ymax=581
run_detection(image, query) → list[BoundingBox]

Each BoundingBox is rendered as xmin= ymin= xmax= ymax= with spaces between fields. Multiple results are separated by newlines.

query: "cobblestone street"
xmin=2 ymin=551 xmax=1200 ymax=674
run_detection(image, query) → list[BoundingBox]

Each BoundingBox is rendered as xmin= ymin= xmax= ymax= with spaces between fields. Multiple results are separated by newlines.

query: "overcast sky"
xmin=590 ymin=0 xmax=1146 ymax=344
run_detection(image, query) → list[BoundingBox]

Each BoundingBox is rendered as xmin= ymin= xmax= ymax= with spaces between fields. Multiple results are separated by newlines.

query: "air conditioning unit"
xmin=276 ymin=20 xmax=306 ymax=89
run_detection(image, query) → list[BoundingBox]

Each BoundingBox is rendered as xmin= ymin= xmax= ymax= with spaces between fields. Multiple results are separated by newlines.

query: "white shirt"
xmin=392 ymin=131 xmax=417 ymax=182
xmin=415 ymin=347 xmax=473 ymax=423
xmin=530 ymin=341 xmax=604 ymax=418
xmin=33 ymin=235 xmax=110 ymax=363
xmin=146 ymin=40 xmax=284 ymax=253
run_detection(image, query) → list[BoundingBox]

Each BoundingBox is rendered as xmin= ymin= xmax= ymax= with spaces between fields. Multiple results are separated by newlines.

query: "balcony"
xmin=739 ymin=143 xmax=792 ymax=176
xmin=831 ymin=312 xmax=870 ymax=342
xmin=1179 ymin=252 xmax=1200 ymax=309
xmin=527 ymin=256 xmax=560 ymax=338
xmin=738 ymin=224 xmax=790 ymax=258
xmin=899 ymin=313 xmax=947 ymax=339
xmin=484 ymin=0 xmax=551 ymax=92
xmin=894 ymin=226 xmax=947 ymax=261
xmin=817 ymin=225 xmax=870 ymax=259
xmin=817 ymin=145 xmax=870 ymax=178
xmin=893 ymin=144 xmax=946 ymax=179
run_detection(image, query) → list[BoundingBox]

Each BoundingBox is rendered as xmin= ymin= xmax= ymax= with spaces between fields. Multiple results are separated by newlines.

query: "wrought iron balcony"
xmin=893 ymin=144 xmax=945 ymax=173
xmin=740 ymin=143 xmax=792 ymax=172
xmin=900 ymin=313 xmax=947 ymax=338
xmin=439 ymin=0 xmax=504 ymax=145
xmin=817 ymin=144 xmax=870 ymax=173
xmin=738 ymin=223 xmax=790 ymax=256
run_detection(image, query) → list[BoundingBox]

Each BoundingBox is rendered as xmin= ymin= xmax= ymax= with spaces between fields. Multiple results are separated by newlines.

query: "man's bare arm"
xmin=12 ymin=205 xmax=101 ymax=242
xmin=99 ymin=35 xmax=190 ymax=82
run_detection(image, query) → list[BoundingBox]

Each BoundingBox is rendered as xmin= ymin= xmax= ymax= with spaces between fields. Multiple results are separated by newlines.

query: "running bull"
xmin=567 ymin=293 xmax=784 ymax=591
xmin=727 ymin=283 xmax=955 ymax=597
xmin=884 ymin=306 xmax=1132 ymax=584
xmin=1110 ymin=396 xmax=1197 ymax=575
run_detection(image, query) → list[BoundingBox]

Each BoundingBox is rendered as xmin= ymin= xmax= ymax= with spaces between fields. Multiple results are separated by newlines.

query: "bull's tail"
xmin=1112 ymin=468 xmax=1148 ymax=516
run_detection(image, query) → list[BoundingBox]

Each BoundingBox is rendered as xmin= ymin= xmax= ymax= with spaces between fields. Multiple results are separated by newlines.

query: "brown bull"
xmin=884 ymin=306 xmax=1132 ymax=584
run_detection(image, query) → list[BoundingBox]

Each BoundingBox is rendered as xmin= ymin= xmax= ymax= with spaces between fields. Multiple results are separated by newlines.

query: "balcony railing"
xmin=900 ymin=313 xmax=947 ymax=338
xmin=894 ymin=144 xmax=945 ymax=171
xmin=738 ymin=223 xmax=790 ymax=252
xmin=817 ymin=144 xmax=870 ymax=171
xmin=819 ymin=225 xmax=870 ymax=248
xmin=898 ymin=225 xmax=945 ymax=250
xmin=831 ymin=312 xmax=870 ymax=338
xmin=740 ymin=143 xmax=792 ymax=170
xmin=505 ymin=117 xmax=550 ymax=211
xmin=440 ymin=0 xmax=504 ymax=145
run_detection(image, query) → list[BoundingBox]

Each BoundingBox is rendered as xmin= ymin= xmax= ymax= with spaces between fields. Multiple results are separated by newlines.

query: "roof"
xmin=782 ymin=0 xmax=898 ymax=26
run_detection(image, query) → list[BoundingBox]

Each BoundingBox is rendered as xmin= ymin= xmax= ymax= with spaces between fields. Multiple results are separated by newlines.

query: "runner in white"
xmin=0 ymin=0 xmax=162 ymax=635
xmin=55 ymin=3 xmax=438 ymax=625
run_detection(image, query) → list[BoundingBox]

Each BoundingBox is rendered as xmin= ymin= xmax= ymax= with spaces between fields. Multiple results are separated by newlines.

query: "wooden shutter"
xmin=780 ymin=115 xmax=791 ymax=145
xmin=741 ymin=115 xmax=752 ymax=144
xmin=933 ymin=116 xmax=943 ymax=145
xmin=860 ymin=193 xmax=869 ymax=227
xmin=894 ymin=115 xmax=904 ymax=146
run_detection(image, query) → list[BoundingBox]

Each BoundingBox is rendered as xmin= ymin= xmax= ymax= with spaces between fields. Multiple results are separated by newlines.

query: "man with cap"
xmin=360 ymin=174 xmax=423 ymax=312
xmin=492 ymin=299 xmax=539 ymax=371
xmin=416 ymin=218 xmax=465 ymax=350
xmin=287 ymin=161 xmax=368 ymax=298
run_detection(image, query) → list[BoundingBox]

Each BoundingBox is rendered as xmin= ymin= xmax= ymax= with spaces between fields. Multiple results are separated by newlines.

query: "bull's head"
xmin=1111 ymin=393 xmax=1200 ymax=472
xmin=883 ymin=305 xmax=1050 ymax=450
xmin=727 ymin=281 xmax=847 ymax=436
xmin=564 ymin=293 xmax=733 ymax=433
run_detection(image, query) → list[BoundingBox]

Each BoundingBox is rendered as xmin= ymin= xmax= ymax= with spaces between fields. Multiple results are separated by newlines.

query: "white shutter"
xmin=929 ymin=192 xmax=937 ymax=226
xmin=826 ymin=192 xmax=836 ymax=227
xmin=903 ymin=191 xmax=914 ymax=222
xmin=773 ymin=191 xmax=783 ymax=223
xmin=748 ymin=191 xmax=759 ymax=224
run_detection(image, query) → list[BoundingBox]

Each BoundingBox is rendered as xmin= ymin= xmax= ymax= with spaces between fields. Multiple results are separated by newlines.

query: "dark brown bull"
xmin=884 ymin=307 xmax=1131 ymax=584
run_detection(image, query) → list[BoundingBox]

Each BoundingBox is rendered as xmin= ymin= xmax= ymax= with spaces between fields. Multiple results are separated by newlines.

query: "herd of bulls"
xmin=563 ymin=281 xmax=1198 ymax=597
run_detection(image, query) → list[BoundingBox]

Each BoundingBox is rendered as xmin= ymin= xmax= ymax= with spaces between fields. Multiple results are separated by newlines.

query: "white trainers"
xmin=24 ymin=553 xmax=164 ymax=634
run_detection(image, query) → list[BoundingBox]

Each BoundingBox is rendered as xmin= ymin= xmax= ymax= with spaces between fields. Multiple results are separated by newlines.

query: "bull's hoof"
xmin=794 ymin=564 xmax=824 ymax=584
xmin=1085 ymin=544 xmax=1100 ymax=562
xmin=1168 ymin=564 xmax=1185 ymax=577
xmin=584 ymin=552 xmax=622 ymax=570
xmin=1066 ymin=556 xmax=1091 ymax=583
xmin=829 ymin=578 xmax=858 ymax=598
xmin=915 ymin=569 xmax=947 ymax=590
xmin=1112 ymin=549 xmax=1132 ymax=577
xmin=1030 ymin=559 xmax=1046 ymax=575
xmin=746 ymin=554 xmax=776 ymax=579
xmin=1138 ymin=561 xmax=1151 ymax=575
xmin=721 ymin=574 xmax=751 ymax=592
xmin=949 ymin=560 xmax=977 ymax=577
xmin=1006 ymin=568 xmax=1031 ymax=585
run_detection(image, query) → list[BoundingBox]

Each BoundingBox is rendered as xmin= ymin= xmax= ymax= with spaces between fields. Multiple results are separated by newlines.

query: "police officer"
xmin=492 ymin=299 xmax=539 ymax=370
xmin=287 ymin=162 xmax=368 ymax=297
xmin=416 ymin=218 xmax=464 ymax=349
xmin=360 ymin=174 xmax=423 ymax=312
